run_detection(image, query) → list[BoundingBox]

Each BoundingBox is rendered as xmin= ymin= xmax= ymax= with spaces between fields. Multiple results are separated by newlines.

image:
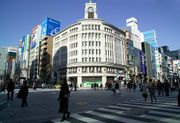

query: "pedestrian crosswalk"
xmin=52 ymin=96 xmax=180 ymax=123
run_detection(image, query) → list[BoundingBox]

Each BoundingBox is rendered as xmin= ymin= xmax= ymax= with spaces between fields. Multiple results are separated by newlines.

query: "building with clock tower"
xmin=52 ymin=0 xmax=127 ymax=87
xmin=84 ymin=0 xmax=98 ymax=19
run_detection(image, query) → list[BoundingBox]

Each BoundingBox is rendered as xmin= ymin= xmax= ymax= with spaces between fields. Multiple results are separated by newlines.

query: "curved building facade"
xmin=52 ymin=1 xmax=127 ymax=87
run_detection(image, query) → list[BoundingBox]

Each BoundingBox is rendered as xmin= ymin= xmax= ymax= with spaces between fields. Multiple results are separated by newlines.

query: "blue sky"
xmin=0 ymin=0 xmax=179 ymax=50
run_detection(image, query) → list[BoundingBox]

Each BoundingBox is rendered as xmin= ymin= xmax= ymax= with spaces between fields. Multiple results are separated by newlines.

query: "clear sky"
xmin=0 ymin=0 xmax=179 ymax=50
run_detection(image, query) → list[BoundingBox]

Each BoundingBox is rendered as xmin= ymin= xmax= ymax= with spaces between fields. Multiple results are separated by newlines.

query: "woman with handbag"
xmin=58 ymin=80 xmax=70 ymax=121
xmin=18 ymin=80 xmax=29 ymax=107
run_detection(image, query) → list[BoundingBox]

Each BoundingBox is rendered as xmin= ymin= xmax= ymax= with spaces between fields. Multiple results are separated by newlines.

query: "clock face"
xmin=88 ymin=7 xmax=94 ymax=12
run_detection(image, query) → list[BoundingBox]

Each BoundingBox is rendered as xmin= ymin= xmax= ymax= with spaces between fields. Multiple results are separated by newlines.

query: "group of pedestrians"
xmin=140 ymin=77 xmax=180 ymax=104
xmin=1 ymin=79 xmax=29 ymax=107
xmin=141 ymin=78 xmax=157 ymax=102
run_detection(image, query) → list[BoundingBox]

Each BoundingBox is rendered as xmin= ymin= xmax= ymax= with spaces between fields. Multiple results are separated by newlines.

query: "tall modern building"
xmin=53 ymin=1 xmax=127 ymax=87
xmin=18 ymin=35 xmax=31 ymax=80
xmin=143 ymin=30 xmax=157 ymax=48
xmin=126 ymin=17 xmax=142 ymax=50
xmin=125 ymin=31 xmax=135 ymax=79
xmin=141 ymin=42 xmax=155 ymax=78
xmin=29 ymin=25 xmax=42 ymax=81
xmin=143 ymin=30 xmax=158 ymax=79
xmin=28 ymin=18 xmax=61 ymax=82
xmin=126 ymin=17 xmax=142 ymax=76
xmin=168 ymin=50 xmax=180 ymax=60
xmin=0 ymin=48 xmax=8 ymax=81
xmin=6 ymin=47 xmax=18 ymax=80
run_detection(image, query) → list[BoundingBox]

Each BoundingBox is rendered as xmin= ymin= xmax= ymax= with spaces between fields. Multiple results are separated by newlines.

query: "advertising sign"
xmin=31 ymin=25 xmax=40 ymax=49
xmin=141 ymin=51 xmax=146 ymax=75
xmin=41 ymin=18 xmax=60 ymax=38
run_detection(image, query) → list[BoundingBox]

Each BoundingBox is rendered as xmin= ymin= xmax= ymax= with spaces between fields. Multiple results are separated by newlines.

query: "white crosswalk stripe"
xmin=52 ymin=96 xmax=180 ymax=123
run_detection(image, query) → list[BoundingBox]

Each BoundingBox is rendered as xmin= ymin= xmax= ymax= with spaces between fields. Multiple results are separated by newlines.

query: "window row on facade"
xmin=105 ymin=50 xmax=113 ymax=57
xmin=82 ymin=41 xmax=101 ymax=47
xmin=82 ymin=67 xmax=102 ymax=73
xmin=82 ymin=24 xmax=100 ymax=31
xmin=82 ymin=49 xmax=101 ymax=55
xmin=70 ymin=42 xmax=78 ymax=48
xmin=82 ymin=57 xmax=101 ymax=62
xmin=105 ymin=42 xmax=113 ymax=49
xmin=105 ymin=34 xmax=113 ymax=41
xmin=69 ymin=58 xmax=78 ymax=64
xmin=70 ymin=27 xmax=78 ymax=33
xmin=69 ymin=50 xmax=78 ymax=56
xmin=82 ymin=33 xmax=101 ymax=40
xmin=70 ymin=34 xmax=78 ymax=41
xmin=104 ymin=27 xmax=113 ymax=33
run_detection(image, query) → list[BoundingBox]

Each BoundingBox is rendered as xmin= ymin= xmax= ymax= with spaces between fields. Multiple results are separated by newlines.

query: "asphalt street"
xmin=0 ymin=88 xmax=179 ymax=123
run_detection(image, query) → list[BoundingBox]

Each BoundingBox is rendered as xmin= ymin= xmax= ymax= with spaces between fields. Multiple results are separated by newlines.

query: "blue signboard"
xmin=140 ymin=51 xmax=146 ymax=75
xmin=41 ymin=18 xmax=60 ymax=37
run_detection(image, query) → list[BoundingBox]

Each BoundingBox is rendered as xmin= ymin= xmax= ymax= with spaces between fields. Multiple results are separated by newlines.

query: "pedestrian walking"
xmin=58 ymin=80 xmax=70 ymax=121
xmin=177 ymin=79 xmax=180 ymax=106
xmin=18 ymin=80 xmax=29 ymax=107
xmin=142 ymin=78 xmax=149 ymax=101
xmin=100 ymin=83 xmax=103 ymax=89
xmin=74 ymin=82 xmax=77 ymax=91
xmin=133 ymin=82 xmax=137 ymax=92
xmin=164 ymin=79 xmax=170 ymax=96
xmin=157 ymin=80 xmax=161 ymax=96
xmin=114 ymin=81 xmax=121 ymax=95
xmin=7 ymin=79 xmax=15 ymax=100
xmin=149 ymin=79 xmax=157 ymax=102
xmin=32 ymin=82 xmax=36 ymax=90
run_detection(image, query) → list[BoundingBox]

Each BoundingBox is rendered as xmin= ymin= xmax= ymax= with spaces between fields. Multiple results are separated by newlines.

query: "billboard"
xmin=31 ymin=25 xmax=41 ymax=49
xmin=41 ymin=18 xmax=60 ymax=38
xmin=140 ymin=51 xmax=146 ymax=75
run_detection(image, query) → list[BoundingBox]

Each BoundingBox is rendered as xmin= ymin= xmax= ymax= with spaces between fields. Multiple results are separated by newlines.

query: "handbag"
xmin=17 ymin=89 xmax=22 ymax=98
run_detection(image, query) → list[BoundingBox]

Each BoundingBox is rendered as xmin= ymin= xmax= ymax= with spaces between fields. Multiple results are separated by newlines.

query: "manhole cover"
xmin=123 ymin=108 xmax=149 ymax=115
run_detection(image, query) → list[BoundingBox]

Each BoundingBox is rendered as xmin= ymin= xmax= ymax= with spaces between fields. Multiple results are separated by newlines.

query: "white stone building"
xmin=52 ymin=1 xmax=127 ymax=87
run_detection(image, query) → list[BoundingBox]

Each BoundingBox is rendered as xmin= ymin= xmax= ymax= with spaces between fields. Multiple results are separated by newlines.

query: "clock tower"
xmin=84 ymin=0 xmax=98 ymax=19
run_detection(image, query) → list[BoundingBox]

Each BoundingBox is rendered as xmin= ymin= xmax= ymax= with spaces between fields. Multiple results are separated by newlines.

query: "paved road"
xmin=0 ymin=88 xmax=179 ymax=123
xmin=52 ymin=95 xmax=180 ymax=123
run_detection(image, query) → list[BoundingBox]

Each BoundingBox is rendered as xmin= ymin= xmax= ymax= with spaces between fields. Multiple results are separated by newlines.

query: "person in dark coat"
xmin=149 ymin=79 xmax=157 ymax=102
xmin=58 ymin=80 xmax=70 ymax=121
xmin=177 ymin=79 xmax=180 ymax=106
xmin=164 ymin=79 xmax=170 ymax=96
xmin=19 ymin=80 xmax=29 ymax=107
xmin=7 ymin=79 xmax=15 ymax=100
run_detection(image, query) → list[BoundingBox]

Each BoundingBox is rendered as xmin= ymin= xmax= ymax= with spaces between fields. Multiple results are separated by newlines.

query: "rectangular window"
xmin=92 ymin=41 xmax=94 ymax=46
xmin=92 ymin=57 xmax=94 ymax=62
xmin=85 ymin=41 xmax=87 ymax=46
xmin=96 ymin=41 xmax=98 ymax=46
xmin=89 ymin=41 xmax=91 ymax=46
xmin=96 ymin=57 xmax=98 ymax=62
xmin=89 ymin=49 xmax=91 ymax=54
